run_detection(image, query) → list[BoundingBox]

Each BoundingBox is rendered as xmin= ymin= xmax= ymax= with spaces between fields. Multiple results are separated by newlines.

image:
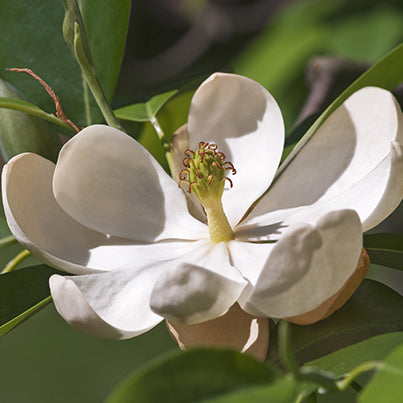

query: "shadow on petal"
xmin=286 ymin=248 xmax=370 ymax=325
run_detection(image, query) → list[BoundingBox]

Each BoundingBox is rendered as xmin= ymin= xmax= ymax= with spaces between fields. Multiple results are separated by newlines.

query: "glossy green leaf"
xmin=0 ymin=96 xmax=75 ymax=131
xmin=115 ymin=90 xmax=178 ymax=122
xmin=106 ymin=348 xmax=281 ymax=403
xmin=278 ymin=43 xmax=403 ymax=177
xmin=204 ymin=377 xmax=297 ymax=403
xmin=0 ymin=265 xmax=61 ymax=337
xmin=268 ymin=280 xmax=403 ymax=366
xmin=0 ymin=79 xmax=62 ymax=162
xmin=306 ymin=332 xmax=403 ymax=378
xmin=359 ymin=343 xmax=403 ymax=402
xmin=0 ymin=0 xmax=130 ymax=126
xmin=133 ymin=90 xmax=195 ymax=172
xmin=364 ymin=233 xmax=403 ymax=270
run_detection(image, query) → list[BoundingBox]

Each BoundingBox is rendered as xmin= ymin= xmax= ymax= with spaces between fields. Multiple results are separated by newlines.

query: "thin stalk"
xmin=0 ymin=235 xmax=17 ymax=248
xmin=1 ymin=249 xmax=31 ymax=274
xmin=150 ymin=116 xmax=173 ymax=174
xmin=73 ymin=23 xmax=124 ymax=131
xmin=336 ymin=362 xmax=382 ymax=391
xmin=278 ymin=320 xmax=300 ymax=377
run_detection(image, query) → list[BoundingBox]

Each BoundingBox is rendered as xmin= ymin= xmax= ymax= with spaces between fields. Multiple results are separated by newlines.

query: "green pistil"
xmin=179 ymin=142 xmax=236 ymax=243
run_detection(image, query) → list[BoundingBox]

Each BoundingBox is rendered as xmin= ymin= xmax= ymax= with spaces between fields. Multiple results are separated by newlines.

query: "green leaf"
xmin=306 ymin=332 xmax=403 ymax=378
xmin=0 ymin=0 xmax=130 ymax=126
xmin=0 ymin=265 xmax=61 ymax=337
xmin=0 ymin=97 xmax=74 ymax=131
xmin=278 ymin=43 xmax=403 ymax=177
xmin=268 ymin=280 xmax=403 ymax=366
xmin=204 ymin=377 xmax=297 ymax=403
xmin=359 ymin=343 xmax=403 ymax=402
xmin=106 ymin=348 xmax=281 ymax=403
xmin=0 ymin=79 xmax=62 ymax=162
xmin=364 ymin=233 xmax=403 ymax=270
xmin=115 ymin=90 xmax=178 ymax=122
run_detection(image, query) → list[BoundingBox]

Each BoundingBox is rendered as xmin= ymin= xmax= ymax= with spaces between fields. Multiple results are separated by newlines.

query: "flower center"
xmin=179 ymin=142 xmax=236 ymax=243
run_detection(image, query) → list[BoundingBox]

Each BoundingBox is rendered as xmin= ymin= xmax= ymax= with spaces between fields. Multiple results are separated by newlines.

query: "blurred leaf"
xmin=364 ymin=233 xmax=403 ymax=270
xmin=306 ymin=332 xmax=403 ymax=377
xmin=204 ymin=377 xmax=297 ymax=403
xmin=115 ymin=90 xmax=178 ymax=122
xmin=0 ymin=78 xmax=62 ymax=162
xmin=327 ymin=7 xmax=403 ymax=62
xmin=268 ymin=280 xmax=403 ymax=366
xmin=106 ymin=348 xmax=281 ymax=403
xmin=233 ymin=0 xmax=340 ymax=93
xmin=0 ymin=0 xmax=130 ymax=126
xmin=278 ymin=43 xmax=403 ymax=177
xmin=0 ymin=265 xmax=61 ymax=337
xmin=359 ymin=343 xmax=403 ymax=402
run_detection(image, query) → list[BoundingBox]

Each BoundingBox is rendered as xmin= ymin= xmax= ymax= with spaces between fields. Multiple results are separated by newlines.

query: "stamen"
xmin=178 ymin=179 xmax=190 ymax=190
xmin=189 ymin=182 xmax=198 ymax=193
xmin=179 ymin=141 xmax=235 ymax=243
xmin=179 ymin=169 xmax=189 ymax=180
xmin=222 ymin=177 xmax=233 ymax=188
xmin=224 ymin=162 xmax=236 ymax=174
xmin=185 ymin=149 xmax=195 ymax=157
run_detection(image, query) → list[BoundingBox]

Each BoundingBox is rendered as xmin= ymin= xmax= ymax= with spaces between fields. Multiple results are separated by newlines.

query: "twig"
xmin=7 ymin=68 xmax=80 ymax=133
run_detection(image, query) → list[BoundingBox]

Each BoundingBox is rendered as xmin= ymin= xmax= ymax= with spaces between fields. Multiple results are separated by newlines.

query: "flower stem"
xmin=336 ymin=361 xmax=382 ymax=391
xmin=150 ymin=116 xmax=173 ymax=174
xmin=73 ymin=23 xmax=124 ymax=131
xmin=1 ymin=249 xmax=31 ymax=274
xmin=0 ymin=235 xmax=17 ymax=248
xmin=278 ymin=320 xmax=300 ymax=377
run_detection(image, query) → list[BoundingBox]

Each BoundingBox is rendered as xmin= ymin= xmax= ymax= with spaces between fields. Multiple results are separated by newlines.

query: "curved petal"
xmin=2 ymin=153 xmax=108 ymax=274
xmin=238 ymin=210 xmax=362 ymax=318
xmin=2 ymin=153 xmax=204 ymax=274
xmin=286 ymin=248 xmax=369 ymax=325
xmin=166 ymin=303 xmax=269 ymax=362
xmin=150 ymin=242 xmax=247 ymax=324
xmin=249 ymin=87 xmax=402 ymax=220
xmin=238 ymin=141 xmax=403 ymax=239
xmin=50 ymin=263 xmax=165 ymax=339
xmin=53 ymin=125 xmax=208 ymax=242
xmin=188 ymin=73 xmax=284 ymax=227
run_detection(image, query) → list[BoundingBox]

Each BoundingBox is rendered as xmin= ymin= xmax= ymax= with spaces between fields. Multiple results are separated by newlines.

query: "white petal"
xmin=282 ymin=142 xmax=403 ymax=232
xmin=249 ymin=87 xmax=402 ymax=220
xmin=150 ymin=242 xmax=247 ymax=324
xmin=188 ymin=73 xmax=284 ymax=226
xmin=53 ymin=125 xmax=208 ymax=242
xmin=2 ymin=153 xmax=108 ymax=274
xmin=239 ymin=210 xmax=362 ymax=318
xmin=228 ymin=240 xmax=276 ymax=286
xmin=237 ymin=141 xmax=403 ymax=240
xmin=2 ymin=153 xmax=204 ymax=274
xmin=50 ymin=263 xmax=165 ymax=339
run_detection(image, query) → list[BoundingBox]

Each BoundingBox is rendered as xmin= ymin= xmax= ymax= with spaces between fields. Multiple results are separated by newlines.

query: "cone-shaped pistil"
xmin=179 ymin=142 xmax=236 ymax=243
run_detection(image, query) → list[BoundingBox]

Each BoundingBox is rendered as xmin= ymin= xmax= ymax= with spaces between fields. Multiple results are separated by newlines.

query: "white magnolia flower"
xmin=2 ymin=74 xmax=402 ymax=359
